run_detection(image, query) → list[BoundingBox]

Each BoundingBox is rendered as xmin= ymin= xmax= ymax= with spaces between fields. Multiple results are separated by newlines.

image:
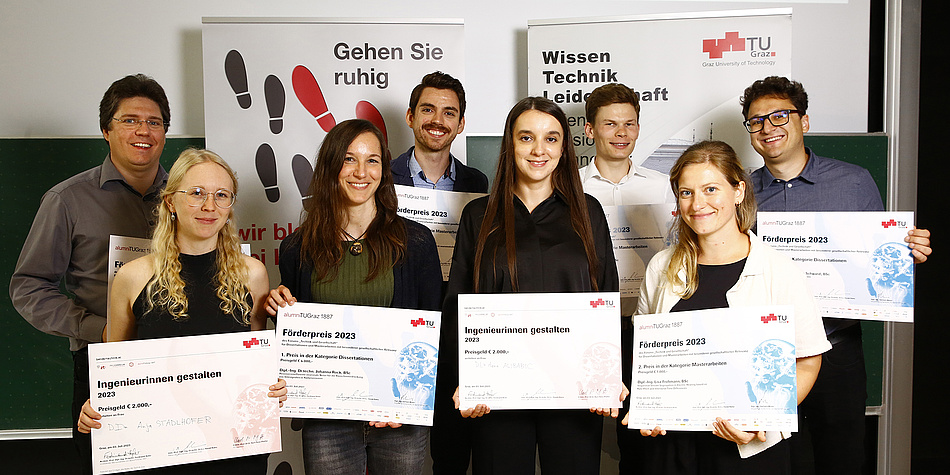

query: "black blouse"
xmin=440 ymin=191 xmax=620 ymax=388
xmin=670 ymin=258 xmax=746 ymax=313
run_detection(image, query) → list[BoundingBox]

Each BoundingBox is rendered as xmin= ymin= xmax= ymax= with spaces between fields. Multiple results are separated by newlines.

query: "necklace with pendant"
xmin=342 ymin=228 xmax=368 ymax=256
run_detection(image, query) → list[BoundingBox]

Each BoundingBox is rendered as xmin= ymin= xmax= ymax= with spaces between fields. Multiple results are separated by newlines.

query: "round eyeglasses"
xmin=743 ymin=109 xmax=803 ymax=133
xmin=176 ymin=187 xmax=235 ymax=208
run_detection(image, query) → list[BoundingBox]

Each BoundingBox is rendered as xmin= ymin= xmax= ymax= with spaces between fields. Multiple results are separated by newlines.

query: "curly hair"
xmin=666 ymin=141 xmax=756 ymax=298
xmin=740 ymin=76 xmax=808 ymax=118
xmin=146 ymin=148 xmax=251 ymax=323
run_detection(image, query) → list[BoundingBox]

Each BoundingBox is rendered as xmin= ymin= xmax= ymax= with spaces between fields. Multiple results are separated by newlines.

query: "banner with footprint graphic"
xmin=203 ymin=18 xmax=465 ymax=286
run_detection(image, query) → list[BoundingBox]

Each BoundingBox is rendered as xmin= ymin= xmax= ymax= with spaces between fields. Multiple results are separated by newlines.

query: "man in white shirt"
xmin=579 ymin=83 xmax=674 ymax=206
xmin=578 ymin=83 xmax=674 ymax=473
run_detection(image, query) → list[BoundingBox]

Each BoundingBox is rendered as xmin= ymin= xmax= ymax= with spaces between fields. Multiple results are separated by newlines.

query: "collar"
xmin=99 ymin=154 xmax=168 ymax=197
xmin=757 ymin=147 xmax=818 ymax=187
xmin=740 ymin=231 xmax=766 ymax=278
xmin=410 ymin=148 xmax=455 ymax=181
xmin=586 ymin=157 xmax=648 ymax=184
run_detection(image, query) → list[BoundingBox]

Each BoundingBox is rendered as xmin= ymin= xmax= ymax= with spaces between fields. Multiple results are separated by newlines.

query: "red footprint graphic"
xmin=355 ymin=100 xmax=388 ymax=146
xmin=292 ymin=65 xmax=336 ymax=132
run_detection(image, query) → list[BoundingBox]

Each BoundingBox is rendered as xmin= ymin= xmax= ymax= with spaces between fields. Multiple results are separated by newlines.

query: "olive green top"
xmin=310 ymin=240 xmax=394 ymax=307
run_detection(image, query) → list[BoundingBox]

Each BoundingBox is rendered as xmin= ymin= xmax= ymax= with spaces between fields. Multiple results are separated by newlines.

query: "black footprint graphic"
xmin=292 ymin=154 xmax=314 ymax=207
xmin=264 ymin=75 xmax=285 ymax=134
xmin=225 ymin=50 xmax=251 ymax=109
xmin=256 ymin=143 xmax=279 ymax=202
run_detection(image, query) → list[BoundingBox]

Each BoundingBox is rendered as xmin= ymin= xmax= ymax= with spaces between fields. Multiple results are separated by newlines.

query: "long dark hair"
xmin=297 ymin=119 xmax=406 ymax=282
xmin=473 ymin=97 xmax=600 ymax=291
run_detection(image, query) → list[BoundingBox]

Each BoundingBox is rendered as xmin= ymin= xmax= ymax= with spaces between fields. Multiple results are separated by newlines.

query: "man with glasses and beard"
xmin=741 ymin=76 xmax=931 ymax=475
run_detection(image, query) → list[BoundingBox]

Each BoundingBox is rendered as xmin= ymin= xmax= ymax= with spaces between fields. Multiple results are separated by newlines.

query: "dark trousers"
xmin=471 ymin=410 xmax=602 ymax=475
xmin=430 ymin=385 xmax=475 ymax=474
xmin=640 ymin=432 xmax=791 ymax=475
xmin=73 ymin=349 xmax=92 ymax=475
xmin=791 ymin=325 xmax=867 ymax=475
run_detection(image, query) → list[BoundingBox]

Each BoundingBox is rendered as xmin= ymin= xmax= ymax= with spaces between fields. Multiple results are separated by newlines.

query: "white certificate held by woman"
xmin=88 ymin=330 xmax=280 ymax=475
xmin=628 ymin=306 xmax=798 ymax=432
xmin=276 ymin=302 xmax=442 ymax=425
xmin=457 ymin=292 xmax=622 ymax=410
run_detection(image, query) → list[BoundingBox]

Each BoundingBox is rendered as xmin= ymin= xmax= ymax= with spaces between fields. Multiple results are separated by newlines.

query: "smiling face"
xmin=676 ymin=162 xmax=745 ymax=241
xmin=338 ymin=131 xmax=383 ymax=210
xmin=512 ymin=109 xmax=563 ymax=189
xmin=167 ymin=162 xmax=234 ymax=251
xmin=585 ymin=102 xmax=640 ymax=163
xmin=746 ymin=96 xmax=809 ymax=173
xmin=102 ymin=96 xmax=166 ymax=177
xmin=406 ymin=87 xmax=465 ymax=154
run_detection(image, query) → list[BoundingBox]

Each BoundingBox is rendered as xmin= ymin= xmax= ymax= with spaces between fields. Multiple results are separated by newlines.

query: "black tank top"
xmin=133 ymin=250 xmax=252 ymax=340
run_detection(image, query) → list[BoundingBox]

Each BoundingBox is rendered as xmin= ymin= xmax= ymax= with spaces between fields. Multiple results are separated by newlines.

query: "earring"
xmin=171 ymin=213 xmax=176 ymax=221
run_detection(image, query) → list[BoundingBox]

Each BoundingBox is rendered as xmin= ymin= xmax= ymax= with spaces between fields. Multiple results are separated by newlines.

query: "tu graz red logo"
xmin=410 ymin=317 xmax=436 ymax=328
xmin=761 ymin=313 xmax=788 ymax=323
xmin=881 ymin=219 xmax=907 ymax=229
xmin=590 ymin=298 xmax=615 ymax=308
xmin=702 ymin=31 xmax=774 ymax=59
xmin=243 ymin=337 xmax=270 ymax=348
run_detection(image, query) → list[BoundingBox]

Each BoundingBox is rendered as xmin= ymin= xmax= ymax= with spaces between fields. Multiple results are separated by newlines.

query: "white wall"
xmin=0 ymin=0 xmax=868 ymax=138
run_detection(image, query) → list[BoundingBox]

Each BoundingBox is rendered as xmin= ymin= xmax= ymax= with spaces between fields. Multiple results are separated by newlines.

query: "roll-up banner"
xmin=528 ymin=9 xmax=791 ymax=173
xmin=202 ymin=18 xmax=465 ymax=283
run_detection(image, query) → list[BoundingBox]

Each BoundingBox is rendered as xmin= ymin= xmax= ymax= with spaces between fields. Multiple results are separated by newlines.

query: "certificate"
xmin=395 ymin=184 xmax=487 ymax=279
xmin=458 ymin=292 xmax=622 ymax=410
xmin=602 ymin=204 xmax=677 ymax=299
xmin=276 ymin=302 xmax=442 ymax=425
xmin=88 ymin=330 xmax=280 ymax=475
xmin=758 ymin=212 xmax=914 ymax=322
xmin=628 ymin=306 xmax=797 ymax=432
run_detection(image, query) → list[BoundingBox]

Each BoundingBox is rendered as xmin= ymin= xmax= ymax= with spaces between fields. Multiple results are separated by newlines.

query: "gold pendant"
xmin=349 ymin=241 xmax=363 ymax=256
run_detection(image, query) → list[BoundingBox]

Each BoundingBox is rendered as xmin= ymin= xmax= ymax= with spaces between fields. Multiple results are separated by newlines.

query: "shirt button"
xmin=787 ymin=183 xmax=792 ymax=188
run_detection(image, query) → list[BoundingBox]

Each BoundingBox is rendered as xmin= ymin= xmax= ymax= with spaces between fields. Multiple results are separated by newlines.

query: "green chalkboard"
xmin=0 ymin=137 xmax=203 ymax=431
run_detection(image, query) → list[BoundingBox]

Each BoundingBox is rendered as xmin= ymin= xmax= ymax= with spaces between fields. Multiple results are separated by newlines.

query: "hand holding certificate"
xmin=276 ymin=302 xmax=442 ymax=426
xmin=85 ymin=331 xmax=281 ymax=475
xmin=457 ymin=292 xmax=623 ymax=411
xmin=628 ymin=306 xmax=798 ymax=433
xmin=758 ymin=211 xmax=915 ymax=322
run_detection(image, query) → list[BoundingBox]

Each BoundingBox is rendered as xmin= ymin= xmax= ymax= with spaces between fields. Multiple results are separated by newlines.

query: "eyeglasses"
xmin=742 ymin=109 xmax=804 ymax=133
xmin=112 ymin=117 xmax=167 ymax=130
xmin=175 ymin=187 xmax=235 ymax=208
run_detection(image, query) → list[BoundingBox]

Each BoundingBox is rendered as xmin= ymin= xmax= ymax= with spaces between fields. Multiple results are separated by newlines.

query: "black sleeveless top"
xmin=133 ymin=250 xmax=252 ymax=340
xmin=670 ymin=258 xmax=747 ymax=312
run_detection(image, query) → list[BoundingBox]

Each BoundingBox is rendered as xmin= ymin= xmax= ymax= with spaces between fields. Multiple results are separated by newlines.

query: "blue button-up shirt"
xmin=409 ymin=151 xmax=456 ymax=191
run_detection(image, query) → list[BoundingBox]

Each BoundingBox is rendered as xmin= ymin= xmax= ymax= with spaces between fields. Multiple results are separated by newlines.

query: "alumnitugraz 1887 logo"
xmin=410 ymin=317 xmax=436 ymax=328
xmin=703 ymin=31 xmax=774 ymax=59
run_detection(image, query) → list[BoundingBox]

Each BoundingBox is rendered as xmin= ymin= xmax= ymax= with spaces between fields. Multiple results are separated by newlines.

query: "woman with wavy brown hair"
xmin=266 ymin=119 xmax=442 ymax=475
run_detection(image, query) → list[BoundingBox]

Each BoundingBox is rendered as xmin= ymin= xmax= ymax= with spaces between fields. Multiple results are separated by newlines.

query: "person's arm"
xmin=795 ymin=354 xmax=822 ymax=405
xmin=244 ymin=255 xmax=271 ymax=330
xmin=10 ymin=191 xmax=106 ymax=343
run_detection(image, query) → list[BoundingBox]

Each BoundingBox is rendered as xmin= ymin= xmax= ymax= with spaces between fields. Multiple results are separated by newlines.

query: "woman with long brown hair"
xmin=442 ymin=97 xmax=621 ymax=474
xmin=266 ymin=119 xmax=442 ymax=475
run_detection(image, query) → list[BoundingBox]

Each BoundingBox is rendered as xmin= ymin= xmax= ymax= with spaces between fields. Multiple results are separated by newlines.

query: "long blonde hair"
xmin=146 ymin=148 xmax=252 ymax=323
xmin=667 ymin=141 xmax=757 ymax=298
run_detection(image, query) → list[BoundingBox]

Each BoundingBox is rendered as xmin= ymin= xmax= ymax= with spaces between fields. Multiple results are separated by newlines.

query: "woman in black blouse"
xmin=442 ymin=97 xmax=622 ymax=475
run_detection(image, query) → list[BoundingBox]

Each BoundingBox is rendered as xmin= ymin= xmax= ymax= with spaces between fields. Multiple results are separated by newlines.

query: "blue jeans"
xmin=302 ymin=419 xmax=427 ymax=475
